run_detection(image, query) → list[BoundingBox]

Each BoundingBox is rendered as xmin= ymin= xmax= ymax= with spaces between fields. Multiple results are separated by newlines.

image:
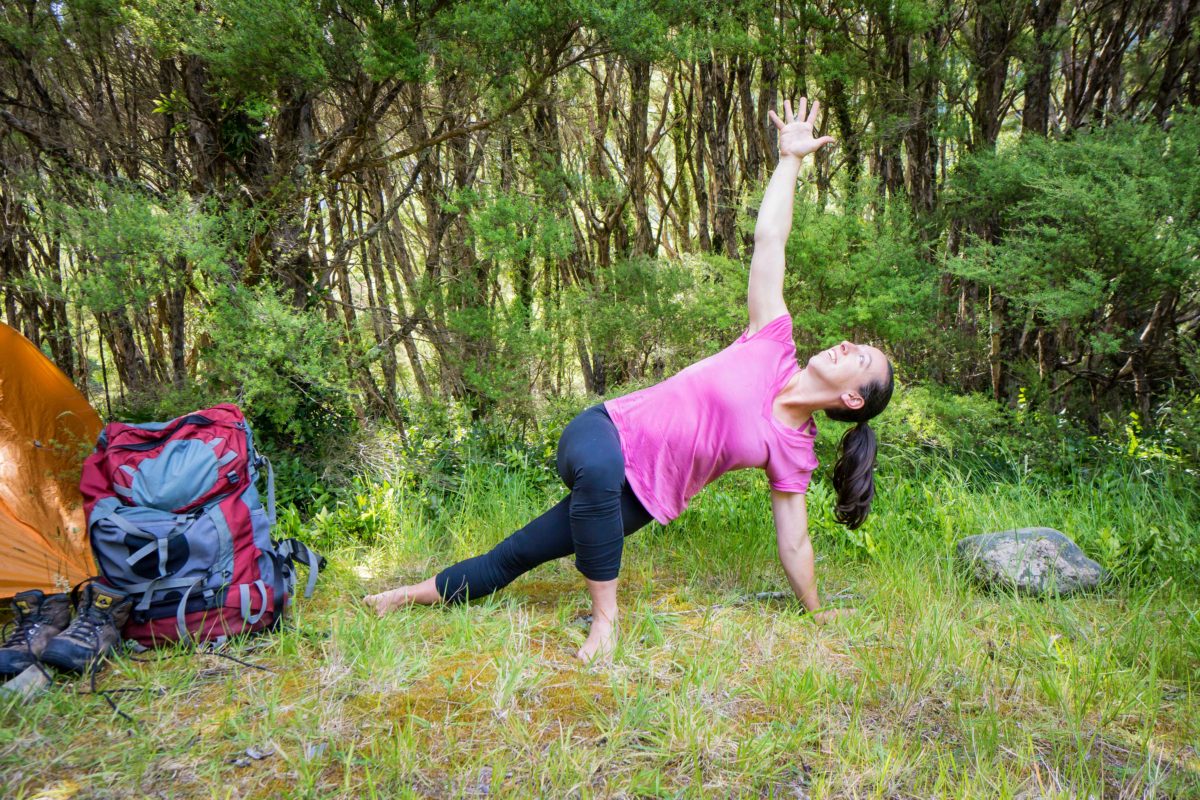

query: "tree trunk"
xmin=820 ymin=32 xmax=861 ymax=191
xmin=625 ymin=59 xmax=654 ymax=257
xmin=98 ymin=310 xmax=149 ymax=392
xmin=1023 ymin=0 xmax=1063 ymax=136
xmin=1152 ymin=0 xmax=1199 ymax=125
xmin=737 ymin=54 xmax=767 ymax=187
xmin=271 ymin=86 xmax=318 ymax=309
xmin=688 ymin=63 xmax=713 ymax=252
xmin=905 ymin=23 xmax=943 ymax=224
xmin=700 ymin=57 xmax=739 ymax=259
xmin=971 ymin=0 xmax=1023 ymax=150
xmin=1062 ymin=0 xmax=1134 ymax=131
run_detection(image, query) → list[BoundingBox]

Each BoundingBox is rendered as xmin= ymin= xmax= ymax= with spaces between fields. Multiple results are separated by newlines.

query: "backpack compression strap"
xmin=276 ymin=539 xmax=324 ymax=599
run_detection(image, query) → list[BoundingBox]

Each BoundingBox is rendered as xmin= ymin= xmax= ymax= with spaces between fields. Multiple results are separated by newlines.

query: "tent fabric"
xmin=1 ymin=322 xmax=100 ymax=597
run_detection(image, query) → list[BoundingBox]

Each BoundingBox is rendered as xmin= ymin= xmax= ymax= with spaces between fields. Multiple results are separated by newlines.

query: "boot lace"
xmin=66 ymin=607 xmax=110 ymax=645
xmin=0 ymin=614 xmax=41 ymax=649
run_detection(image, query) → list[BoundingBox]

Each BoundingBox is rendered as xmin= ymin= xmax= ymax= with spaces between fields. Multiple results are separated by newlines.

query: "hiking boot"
xmin=0 ymin=590 xmax=72 ymax=676
xmin=40 ymin=583 xmax=132 ymax=673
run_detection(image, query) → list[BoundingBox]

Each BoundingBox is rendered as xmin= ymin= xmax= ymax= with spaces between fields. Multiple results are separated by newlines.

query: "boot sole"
xmin=38 ymin=649 xmax=103 ymax=674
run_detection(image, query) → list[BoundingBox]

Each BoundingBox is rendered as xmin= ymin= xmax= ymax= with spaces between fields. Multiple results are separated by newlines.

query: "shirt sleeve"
xmin=766 ymin=465 xmax=815 ymax=494
xmin=765 ymin=444 xmax=819 ymax=494
xmin=737 ymin=313 xmax=794 ymax=346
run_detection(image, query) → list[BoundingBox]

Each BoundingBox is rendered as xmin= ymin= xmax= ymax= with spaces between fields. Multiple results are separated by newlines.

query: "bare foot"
xmin=575 ymin=618 xmax=617 ymax=664
xmin=363 ymin=587 xmax=411 ymax=617
xmin=364 ymin=577 xmax=441 ymax=617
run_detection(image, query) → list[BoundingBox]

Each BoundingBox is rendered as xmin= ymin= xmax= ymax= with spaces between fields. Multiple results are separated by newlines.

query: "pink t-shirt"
xmin=604 ymin=313 xmax=819 ymax=524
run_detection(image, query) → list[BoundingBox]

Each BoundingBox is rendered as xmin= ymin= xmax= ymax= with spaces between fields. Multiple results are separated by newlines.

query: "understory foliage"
xmin=276 ymin=382 xmax=1200 ymax=585
xmin=946 ymin=111 xmax=1200 ymax=422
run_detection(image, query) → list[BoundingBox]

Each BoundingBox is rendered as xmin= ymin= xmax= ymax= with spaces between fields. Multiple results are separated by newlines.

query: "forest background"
xmin=4 ymin=1 xmax=1200 ymax=796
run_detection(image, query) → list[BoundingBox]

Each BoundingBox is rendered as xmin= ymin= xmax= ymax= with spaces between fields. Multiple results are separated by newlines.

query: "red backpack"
xmin=80 ymin=404 xmax=323 ymax=646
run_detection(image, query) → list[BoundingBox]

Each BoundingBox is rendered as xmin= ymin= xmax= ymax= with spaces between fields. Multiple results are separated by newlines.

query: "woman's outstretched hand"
xmin=769 ymin=96 xmax=836 ymax=160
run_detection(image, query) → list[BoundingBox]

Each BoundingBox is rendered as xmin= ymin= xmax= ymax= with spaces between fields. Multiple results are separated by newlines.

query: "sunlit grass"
xmin=3 ymin=454 xmax=1198 ymax=798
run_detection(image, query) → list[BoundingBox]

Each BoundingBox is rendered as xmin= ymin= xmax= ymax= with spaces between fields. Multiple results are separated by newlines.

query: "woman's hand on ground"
xmin=769 ymin=96 xmax=835 ymax=160
xmin=811 ymin=607 xmax=855 ymax=625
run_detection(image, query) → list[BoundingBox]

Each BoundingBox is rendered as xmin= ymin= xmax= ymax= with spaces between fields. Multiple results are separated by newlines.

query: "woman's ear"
xmin=839 ymin=390 xmax=865 ymax=411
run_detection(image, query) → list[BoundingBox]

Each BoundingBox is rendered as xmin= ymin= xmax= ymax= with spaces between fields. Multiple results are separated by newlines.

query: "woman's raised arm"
xmin=746 ymin=97 xmax=835 ymax=334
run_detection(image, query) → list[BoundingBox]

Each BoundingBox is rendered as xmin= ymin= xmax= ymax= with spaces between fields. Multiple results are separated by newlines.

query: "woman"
xmin=365 ymin=97 xmax=894 ymax=663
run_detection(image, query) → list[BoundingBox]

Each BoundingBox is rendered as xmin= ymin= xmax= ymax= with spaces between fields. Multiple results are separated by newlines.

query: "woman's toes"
xmin=575 ymin=627 xmax=617 ymax=664
xmin=363 ymin=592 xmax=388 ymax=615
xmin=576 ymin=641 xmax=611 ymax=664
xmin=366 ymin=588 xmax=411 ymax=617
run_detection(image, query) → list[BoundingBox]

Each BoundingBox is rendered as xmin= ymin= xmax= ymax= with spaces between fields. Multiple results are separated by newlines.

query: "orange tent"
xmin=1 ymin=322 xmax=100 ymax=596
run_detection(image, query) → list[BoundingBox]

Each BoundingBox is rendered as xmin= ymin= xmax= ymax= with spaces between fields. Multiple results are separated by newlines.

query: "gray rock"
xmin=956 ymin=527 xmax=1106 ymax=596
xmin=0 ymin=665 xmax=51 ymax=704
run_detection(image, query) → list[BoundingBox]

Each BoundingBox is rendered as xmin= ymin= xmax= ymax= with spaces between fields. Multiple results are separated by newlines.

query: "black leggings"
xmin=434 ymin=404 xmax=654 ymax=603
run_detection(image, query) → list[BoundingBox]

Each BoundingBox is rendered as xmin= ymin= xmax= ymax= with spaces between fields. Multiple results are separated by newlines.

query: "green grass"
xmin=3 ymin=454 xmax=1199 ymax=798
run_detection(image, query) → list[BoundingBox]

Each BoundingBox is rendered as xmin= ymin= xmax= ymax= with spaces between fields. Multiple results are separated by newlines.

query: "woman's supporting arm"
xmin=771 ymin=489 xmax=846 ymax=624
xmin=747 ymin=98 xmax=836 ymax=335
xmin=770 ymin=489 xmax=820 ymax=612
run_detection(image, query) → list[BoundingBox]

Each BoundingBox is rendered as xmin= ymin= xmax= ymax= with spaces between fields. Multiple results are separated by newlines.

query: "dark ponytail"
xmin=826 ymin=361 xmax=894 ymax=529
xmin=831 ymin=423 xmax=877 ymax=529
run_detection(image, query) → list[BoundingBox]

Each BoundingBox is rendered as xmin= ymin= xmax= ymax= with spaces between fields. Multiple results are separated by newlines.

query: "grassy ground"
xmin=3 ymin=461 xmax=1199 ymax=798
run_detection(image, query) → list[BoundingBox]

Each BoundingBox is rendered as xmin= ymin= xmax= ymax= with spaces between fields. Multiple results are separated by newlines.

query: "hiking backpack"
xmin=80 ymin=403 xmax=323 ymax=646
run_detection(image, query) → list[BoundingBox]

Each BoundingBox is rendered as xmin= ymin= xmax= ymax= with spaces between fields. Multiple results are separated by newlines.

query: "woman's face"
xmin=804 ymin=340 xmax=889 ymax=402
